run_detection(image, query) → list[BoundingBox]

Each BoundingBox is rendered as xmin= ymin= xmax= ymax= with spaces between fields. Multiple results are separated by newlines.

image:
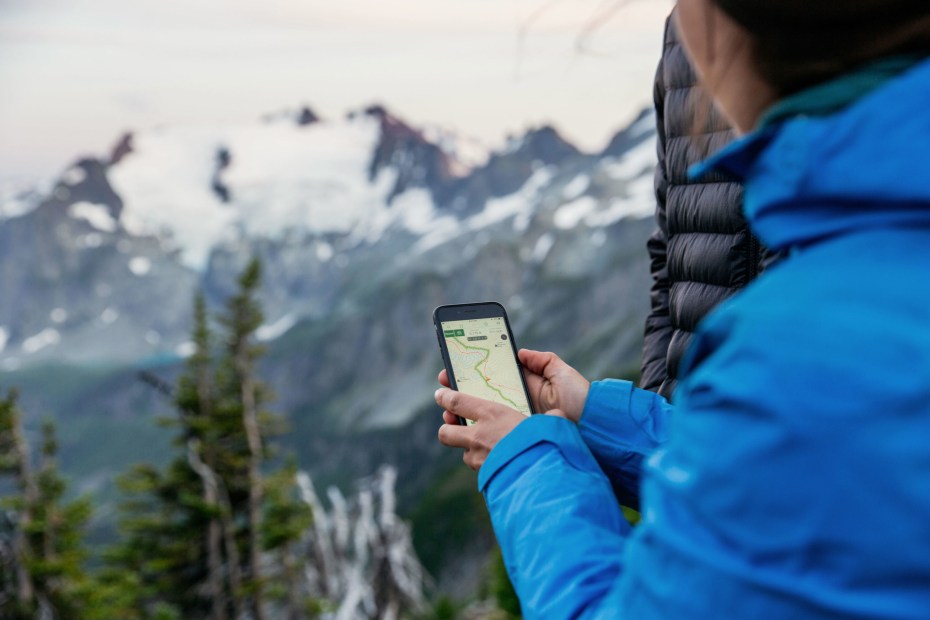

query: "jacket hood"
xmin=693 ymin=57 xmax=930 ymax=251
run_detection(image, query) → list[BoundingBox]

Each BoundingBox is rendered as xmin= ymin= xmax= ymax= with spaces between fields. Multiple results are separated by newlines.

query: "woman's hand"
xmin=437 ymin=349 xmax=589 ymax=423
xmin=517 ymin=349 xmax=590 ymax=422
xmin=435 ymin=388 xmax=557 ymax=471
xmin=434 ymin=349 xmax=587 ymax=469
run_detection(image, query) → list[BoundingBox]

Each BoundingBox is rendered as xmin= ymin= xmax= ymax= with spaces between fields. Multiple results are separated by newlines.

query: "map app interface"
xmin=441 ymin=317 xmax=532 ymax=424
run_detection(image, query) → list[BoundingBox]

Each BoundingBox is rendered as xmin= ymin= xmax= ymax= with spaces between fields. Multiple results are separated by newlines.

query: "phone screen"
xmin=439 ymin=316 xmax=532 ymax=421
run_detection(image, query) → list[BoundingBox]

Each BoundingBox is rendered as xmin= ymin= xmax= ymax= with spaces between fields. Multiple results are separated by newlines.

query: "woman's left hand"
xmin=435 ymin=387 xmax=565 ymax=470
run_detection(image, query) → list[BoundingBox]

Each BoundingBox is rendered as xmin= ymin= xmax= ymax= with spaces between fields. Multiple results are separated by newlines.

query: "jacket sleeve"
xmin=640 ymin=19 xmax=675 ymax=393
xmin=478 ymin=382 xmax=674 ymax=619
xmin=577 ymin=380 xmax=672 ymax=510
xmin=478 ymin=415 xmax=634 ymax=620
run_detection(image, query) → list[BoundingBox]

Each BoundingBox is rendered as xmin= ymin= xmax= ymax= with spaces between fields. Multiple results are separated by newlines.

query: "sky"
xmin=0 ymin=0 xmax=674 ymax=183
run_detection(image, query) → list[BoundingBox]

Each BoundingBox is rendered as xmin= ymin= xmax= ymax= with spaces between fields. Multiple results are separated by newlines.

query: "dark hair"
xmin=713 ymin=0 xmax=930 ymax=95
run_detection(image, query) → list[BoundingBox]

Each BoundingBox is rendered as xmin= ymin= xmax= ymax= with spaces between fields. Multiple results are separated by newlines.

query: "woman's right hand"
xmin=438 ymin=349 xmax=590 ymax=423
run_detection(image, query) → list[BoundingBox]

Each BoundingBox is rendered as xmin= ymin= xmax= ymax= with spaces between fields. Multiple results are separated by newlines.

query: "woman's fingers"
xmin=438 ymin=422 xmax=470 ymax=449
xmin=463 ymin=449 xmax=481 ymax=471
xmin=522 ymin=371 xmax=544 ymax=405
xmin=518 ymin=349 xmax=561 ymax=378
xmin=434 ymin=388 xmax=489 ymax=422
xmin=435 ymin=388 xmax=529 ymax=471
xmin=437 ymin=369 xmax=451 ymax=388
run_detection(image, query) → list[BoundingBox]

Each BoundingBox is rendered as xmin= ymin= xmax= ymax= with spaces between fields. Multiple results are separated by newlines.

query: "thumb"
xmin=519 ymin=349 xmax=560 ymax=376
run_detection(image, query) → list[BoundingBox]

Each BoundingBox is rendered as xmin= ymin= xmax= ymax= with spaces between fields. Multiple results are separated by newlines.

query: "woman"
xmin=436 ymin=1 xmax=930 ymax=617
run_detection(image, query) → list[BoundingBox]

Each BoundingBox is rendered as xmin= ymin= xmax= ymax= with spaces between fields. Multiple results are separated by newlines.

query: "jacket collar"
xmin=692 ymin=56 xmax=930 ymax=251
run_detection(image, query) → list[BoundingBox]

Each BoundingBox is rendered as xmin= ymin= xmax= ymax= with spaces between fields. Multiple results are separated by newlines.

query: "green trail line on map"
xmin=451 ymin=336 xmax=521 ymax=410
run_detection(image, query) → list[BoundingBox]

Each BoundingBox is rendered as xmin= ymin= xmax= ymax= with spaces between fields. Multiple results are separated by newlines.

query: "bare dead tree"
xmin=297 ymin=467 xmax=428 ymax=619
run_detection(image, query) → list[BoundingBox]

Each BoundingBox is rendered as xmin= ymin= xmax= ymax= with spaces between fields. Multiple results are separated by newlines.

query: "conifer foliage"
xmin=113 ymin=258 xmax=312 ymax=619
xmin=0 ymin=257 xmax=429 ymax=619
xmin=0 ymin=391 xmax=93 ymax=618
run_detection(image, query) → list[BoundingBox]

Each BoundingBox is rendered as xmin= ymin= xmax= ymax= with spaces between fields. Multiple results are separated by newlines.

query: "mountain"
xmin=0 ymin=103 xmax=658 ymax=592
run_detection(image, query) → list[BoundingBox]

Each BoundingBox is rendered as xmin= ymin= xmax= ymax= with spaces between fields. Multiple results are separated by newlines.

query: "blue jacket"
xmin=479 ymin=58 xmax=930 ymax=619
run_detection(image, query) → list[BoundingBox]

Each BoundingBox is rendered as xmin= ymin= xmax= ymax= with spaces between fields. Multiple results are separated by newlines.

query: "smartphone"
xmin=433 ymin=302 xmax=534 ymax=425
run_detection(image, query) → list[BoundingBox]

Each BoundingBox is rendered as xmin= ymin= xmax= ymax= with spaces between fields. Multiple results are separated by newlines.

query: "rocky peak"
xmin=601 ymin=109 xmax=654 ymax=158
xmin=436 ymin=125 xmax=582 ymax=210
xmin=507 ymin=125 xmax=580 ymax=166
xmin=109 ymin=132 xmax=134 ymax=166
xmin=56 ymin=158 xmax=124 ymax=222
xmin=211 ymin=147 xmax=233 ymax=203
xmin=296 ymin=106 xmax=321 ymax=126
xmin=362 ymin=104 xmax=460 ymax=204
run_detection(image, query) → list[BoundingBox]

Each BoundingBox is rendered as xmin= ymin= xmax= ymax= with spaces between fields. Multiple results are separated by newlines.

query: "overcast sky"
xmin=0 ymin=0 xmax=673 ymax=182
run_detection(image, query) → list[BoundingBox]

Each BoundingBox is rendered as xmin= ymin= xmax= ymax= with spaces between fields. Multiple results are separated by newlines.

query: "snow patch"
xmin=69 ymin=202 xmax=117 ymax=232
xmin=62 ymin=166 xmax=87 ymax=185
xmin=627 ymin=111 xmax=656 ymax=140
xmin=530 ymin=234 xmax=555 ymax=264
xmin=50 ymin=308 xmax=67 ymax=324
xmin=120 ymin=210 xmax=151 ymax=237
xmin=145 ymin=330 xmax=161 ymax=345
xmin=561 ymin=174 xmax=589 ymax=201
xmin=0 ymin=199 xmax=35 ymax=219
xmin=101 ymin=307 xmax=119 ymax=324
xmin=393 ymin=189 xmax=436 ymax=236
xmin=129 ymin=256 xmax=152 ymax=276
xmin=0 ymin=327 xmax=8 ymax=353
xmin=600 ymin=138 xmax=656 ymax=180
xmin=175 ymin=341 xmax=196 ymax=357
xmin=315 ymin=242 xmax=334 ymax=263
xmin=582 ymin=138 xmax=657 ymax=226
xmin=513 ymin=209 xmax=532 ymax=233
xmin=583 ymin=175 xmax=654 ymax=226
xmin=0 ymin=179 xmax=43 ymax=219
xmin=22 ymin=328 xmax=60 ymax=354
xmin=81 ymin=233 xmax=103 ymax=248
xmin=110 ymin=115 xmax=391 ymax=270
xmin=412 ymin=167 xmax=554 ymax=255
xmin=109 ymin=127 xmax=236 ymax=268
xmin=225 ymin=117 xmax=390 ymax=236
xmin=554 ymin=196 xmax=598 ymax=230
xmin=422 ymin=125 xmax=489 ymax=171
xmin=256 ymin=313 xmax=297 ymax=342
xmin=355 ymin=187 xmax=435 ymax=244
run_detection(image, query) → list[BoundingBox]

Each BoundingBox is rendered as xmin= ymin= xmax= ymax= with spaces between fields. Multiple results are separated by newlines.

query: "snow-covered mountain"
xmin=0 ymin=104 xmax=656 ymax=377
xmin=2 ymin=103 xmax=659 ymax=593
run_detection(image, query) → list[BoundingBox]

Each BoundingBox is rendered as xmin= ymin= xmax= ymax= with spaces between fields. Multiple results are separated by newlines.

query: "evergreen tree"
xmin=0 ymin=390 xmax=94 ymax=618
xmin=179 ymin=294 xmax=238 ymax=620
xmin=262 ymin=458 xmax=313 ymax=619
xmin=216 ymin=258 xmax=270 ymax=620
xmin=113 ymin=258 xmax=311 ymax=618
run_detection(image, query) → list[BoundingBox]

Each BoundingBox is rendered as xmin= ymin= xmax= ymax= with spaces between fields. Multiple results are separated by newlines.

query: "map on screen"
xmin=441 ymin=317 xmax=532 ymax=424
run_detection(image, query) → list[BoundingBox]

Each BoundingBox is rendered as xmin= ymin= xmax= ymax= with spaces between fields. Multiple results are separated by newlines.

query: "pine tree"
xmin=0 ymin=391 xmax=94 ymax=618
xmin=112 ymin=291 xmax=241 ymax=618
xmin=179 ymin=294 xmax=238 ymax=620
xmin=217 ymin=258 xmax=269 ymax=620
xmin=113 ymin=258 xmax=311 ymax=618
xmin=0 ymin=388 xmax=37 ymax=618
xmin=262 ymin=458 xmax=313 ymax=619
